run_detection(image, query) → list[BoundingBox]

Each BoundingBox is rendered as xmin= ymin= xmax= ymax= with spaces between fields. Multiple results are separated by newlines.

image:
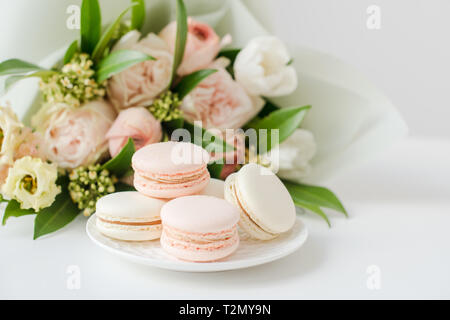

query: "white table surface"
xmin=1 ymin=137 xmax=449 ymax=300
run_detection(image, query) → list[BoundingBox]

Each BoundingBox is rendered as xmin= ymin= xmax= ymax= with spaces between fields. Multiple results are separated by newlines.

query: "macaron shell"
xmin=134 ymin=170 xmax=210 ymax=199
xmin=224 ymin=174 xmax=277 ymax=240
xmin=96 ymin=191 xmax=166 ymax=222
xmin=235 ymin=164 xmax=296 ymax=234
xmin=199 ymin=178 xmax=225 ymax=199
xmin=96 ymin=217 xmax=162 ymax=241
xmin=132 ymin=141 xmax=210 ymax=175
xmin=160 ymin=229 xmax=239 ymax=262
xmin=161 ymin=195 xmax=240 ymax=233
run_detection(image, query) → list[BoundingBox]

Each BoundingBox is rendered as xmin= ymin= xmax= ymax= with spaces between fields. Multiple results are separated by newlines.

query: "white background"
xmin=0 ymin=0 xmax=449 ymax=300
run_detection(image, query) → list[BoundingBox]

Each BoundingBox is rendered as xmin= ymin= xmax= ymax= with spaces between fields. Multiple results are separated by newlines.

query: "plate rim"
xmin=86 ymin=214 xmax=308 ymax=273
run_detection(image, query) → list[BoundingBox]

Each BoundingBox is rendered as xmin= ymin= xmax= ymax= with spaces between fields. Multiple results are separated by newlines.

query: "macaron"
xmin=160 ymin=195 xmax=240 ymax=262
xmin=132 ymin=141 xmax=210 ymax=199
xmin=224 ymin=163 xmax=296 ymax=240
xmin=199 ymin=178 xmax=225 ymax=199
xmin=96 ymin=191 xmax=166 ymax=241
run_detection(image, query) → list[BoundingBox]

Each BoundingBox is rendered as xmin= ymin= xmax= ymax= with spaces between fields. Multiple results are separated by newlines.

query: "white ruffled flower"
xmin=0 ymin=106 xmax=25 ymax=166
xmin=269 ymin=129 xmax=316 ymax=181
xmin=2 ymin=156 xmax=61 ymax=211
xmin=234 ymin=36 xmax=298 ymax=97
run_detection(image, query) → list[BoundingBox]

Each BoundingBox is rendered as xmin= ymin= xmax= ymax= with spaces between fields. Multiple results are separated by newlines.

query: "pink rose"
xmin=106 ymin=107 xmax=162 ymax=157
xmin=159 ymin=18 xmax=231 ymax=76
xmin=38 ymin=100 xmax=116 ymax=169
xmin=181 ymin=58 xmax=264 ymax=129
xmin=15 ymin=128 xmax=45 ymax=160
xmin=107 ymin=31 xmax=173 ymax=111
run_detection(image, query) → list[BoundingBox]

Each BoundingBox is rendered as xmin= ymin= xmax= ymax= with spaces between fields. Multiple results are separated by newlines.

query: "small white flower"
xmin=2 ymin=156 xmax=61 ymax=211
xmin=270 ymin=129 xmax=316 ymax=181
xmin=234 ymin=36 xmax=298 ymax=97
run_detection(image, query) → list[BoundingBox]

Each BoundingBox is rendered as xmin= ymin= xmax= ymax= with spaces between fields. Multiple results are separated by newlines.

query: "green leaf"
xmin=101 ymin=138 xmax=136 ymax=177
xmin=4 ymin=70 xmax=58 ymax=91
xmin=218 ymin=48 xmax=241 ymax=77
xmin=2 ymin=200 xmax=36 ymax=226
xmin=115 ymin=182 xmax=136 ymax=192
xmin=92 ymin=4 xmax=138 ymax=62
xmin=257 ymin=99 xmax=280 ymax=118
xmin=295 ymin=202 xmax=331 ymax=227
xmin=207 ymin=162 xmax=224 ymax=179
xmin=4 ymin=75 xmax=25 ymax=91
xmin=96 ymin=49 xmax=155 ymax=82
xmin=174 ymin=69 xmax=217 ymax=99
xmin=170 ymin=0 xmax=188 ymax=84
xmin=247 ymin=105 xmax=311 ymax=152
xmin=283 ymin=180 xmax=347 ymax=217
xmin=80 ymin=0 xmax=102 ymax=54
xmin=162 ymin=118 xmax=185 ymax=135
xmin=63 ymin=40 xmax=79 ymax=64
xmin=218 ymin=48 xmax=241 ymax=62
xmin=183 ymin=122 xmax=234 ymax=154
xmin=131 ymin=0 xmax=146 ymax=30
xmin=0 ymin=59 xmax=44 ymax=76
xmin=33 ymin=177 xmax=80 ymax=239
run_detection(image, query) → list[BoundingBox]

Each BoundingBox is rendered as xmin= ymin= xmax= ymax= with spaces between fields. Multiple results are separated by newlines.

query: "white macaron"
xmin=96 ymin=191 xmax=166 ymax=241
xmin=224 ymin=163 xmax=296 ymax=240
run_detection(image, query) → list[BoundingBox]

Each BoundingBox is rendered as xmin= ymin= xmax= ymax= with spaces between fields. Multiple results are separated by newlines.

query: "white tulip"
xmin=234 ymin=36 xmax=298 ymax=97
xmin=270 ymin=129 xmax=316 ymax=181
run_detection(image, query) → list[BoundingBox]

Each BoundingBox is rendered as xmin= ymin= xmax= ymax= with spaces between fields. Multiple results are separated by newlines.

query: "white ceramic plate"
xmin=86 ymin=214 xmax=308 ymax=272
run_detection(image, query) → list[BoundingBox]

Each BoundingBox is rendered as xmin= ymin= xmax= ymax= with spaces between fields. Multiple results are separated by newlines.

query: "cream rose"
xmin=234 ymin=36 xmax=298 ymax=97
xmin=106 ymin=107 xmax=162 ymax=157
xmin=0 ymin=106 xmax=24 ymax=165
xmin=2 ymin=156 xmax=61 ymax=211
xmin=271 ymin=129 xmax=316 ymax=181
xmin=159 ymin=18 xmax=230 ymax=76
xmin=0 ymin=106 xmax=45 ymax=185
xmin=181 ymin=58 xmax=264 ymax=129
xmin=33 ymin=100 xmax=116 ymax=169
xmin=107 ymin=31 xmax=173 ymax=111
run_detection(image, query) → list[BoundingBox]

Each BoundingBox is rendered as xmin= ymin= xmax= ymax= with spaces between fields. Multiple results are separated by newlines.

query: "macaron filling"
xmin=134 ymin=167 xmax=209 ymax=185
xmin=97 ymin=217 xmax=161 ymax=226
xmin=162 ymin=226 xmax=239 ymax=251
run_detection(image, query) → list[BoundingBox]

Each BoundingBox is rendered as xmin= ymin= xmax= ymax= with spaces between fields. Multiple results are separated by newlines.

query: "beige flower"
xmin=270 ymin=129 xmax=316 ymax=181
xmin=159 ymin=18 xmax=230 ymax=76
xmin=106 ymin=107 xmax=162 ymax=157
xmin=107 ymin=31 xmax=173 ymax=111
xmin=32 ymin=100 xmax=116 ymax=169
xmin=2 ymin=156 xmax=61 ymax=211
xmin=234 ymin=36 xmax=298 ymax=97
xmin=0 ymin=106 xmax=24 ymax=165
xmin=0 ymin=106 xmax=45 ymax=186
xmin=181 ymin=58 xmax=264 ymax=129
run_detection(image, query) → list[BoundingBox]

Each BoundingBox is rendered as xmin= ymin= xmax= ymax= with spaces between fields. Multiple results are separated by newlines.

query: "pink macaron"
xmin=132 ymin=141 xmax=210 ymax=199
xmin=160 ymin=195 xmax=240 ymax=262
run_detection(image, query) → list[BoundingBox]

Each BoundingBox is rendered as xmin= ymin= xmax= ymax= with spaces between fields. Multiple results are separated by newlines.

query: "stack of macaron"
xmin=95 ymin=141 xmax=297 ymax=263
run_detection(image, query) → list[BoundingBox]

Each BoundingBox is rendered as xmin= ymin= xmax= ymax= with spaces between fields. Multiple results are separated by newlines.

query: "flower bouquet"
xmin=0 ymin=0 xmax=394 ymax=239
